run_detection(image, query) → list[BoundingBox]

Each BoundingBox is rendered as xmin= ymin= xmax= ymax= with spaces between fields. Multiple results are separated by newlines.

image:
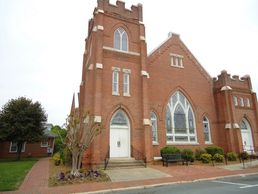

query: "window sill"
xmin=171 ymin=65 xmax=184 ymax=69
xmin=152 ymin=142 xmax=159 ymax=146
xmin=205 ymin=142 xmax=213 ymax=145
xmin=112 ymin=93 xmax=120 ymax=96
xmin=123 ymin=94 xmax=130 ymax=97
xmin=166 ymin=142 xmax=199 ymax=145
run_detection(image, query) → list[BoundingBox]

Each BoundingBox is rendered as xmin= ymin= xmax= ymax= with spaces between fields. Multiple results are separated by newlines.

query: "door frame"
xmin=240 ymin=118 xmax=254 ymax=153
xmin=109 ymin=110 xmax=131 ymax=158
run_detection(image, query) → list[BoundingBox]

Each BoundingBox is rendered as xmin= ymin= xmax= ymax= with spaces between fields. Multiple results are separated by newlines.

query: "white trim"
xmin=41 ymin=140 xmax=48 ymax=147
xmin=166 ymin=91 xmax=198 ymax=144
xmin=112 ymin=70 xmax=119 ymax=95
xmin=110 ymin=110 xmax=131 ymax=158
xmin=123 ymin=72 xmax=130 ymax=96
xmin=112 ymin=67 xmax=121 ymax=71
xmin=122 ymin=69 xmax=131 ymax=73
xmin=95 ymin=9 xmax=104 ymax=14
xmin=88 ymin=64 xmax=93 ymax=70
xmin=103 ymin=46 xmax=140 ymax=56
xmin=9 ymin=142 xmax=26 ymax=153
xmin=154 ymin=156 xmax=162 ymax=160
xmin=233 ymin=96 xmax=238 ymax=106
xmin=167 ymin=142 xmax=199 ymax=145
xmin=225 ymin=123 xmax=232 ymax=129
xmin=233 ymin=123 xmax=240 ymax=128
xmin=240 ymin=97 xmax=244 ymax=107
xmin=97 ymin=25 xmax=104 ymax=31
xmin=141 ymin=70 xmax=150 ymax=78
xmin=96 ymin=63 xmax=103 ymax=69
xmin=94 ymin=116 xmax=102 ymax=123
xmin=170 ymin=53 xmax=184 ymax=58
xmin=143 ymin=119 xmax=151 ymax=126
xmin=140 ymin=36 xmax=145 ymax=41
xmin=170 ymin=54 xmax=184 ymax=68
xmin=246 ymin=98 xmax=251 ymax=107
xmin=139 ymin=21 xmax=144 ymax=25
xmin=221 ymin=86 xmax=232 ymax=91
xmin=92 ymin=26 xmax=97 ymax=32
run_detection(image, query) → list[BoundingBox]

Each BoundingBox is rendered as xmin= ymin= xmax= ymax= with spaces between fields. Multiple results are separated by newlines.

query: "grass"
xmin=0 ymin=158 xmax=38 ymax=191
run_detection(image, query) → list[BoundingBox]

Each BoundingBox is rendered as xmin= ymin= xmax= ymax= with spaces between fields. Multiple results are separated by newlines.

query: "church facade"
xmin=75 ymin=0 xmax=258 ymax=166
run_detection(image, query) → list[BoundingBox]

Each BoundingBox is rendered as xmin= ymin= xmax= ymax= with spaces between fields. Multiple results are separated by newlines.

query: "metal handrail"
xmin=131 ymin=145 xmax=147 ymax=167
xmin=104 ymin=146 xmax=110 ymax=170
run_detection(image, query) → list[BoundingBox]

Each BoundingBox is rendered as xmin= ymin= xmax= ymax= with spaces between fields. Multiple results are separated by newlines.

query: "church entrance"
xmin=110 ymin=110 xmax=130 ymax=158
xmin=240 ymin=118 xmax=254 ymax=153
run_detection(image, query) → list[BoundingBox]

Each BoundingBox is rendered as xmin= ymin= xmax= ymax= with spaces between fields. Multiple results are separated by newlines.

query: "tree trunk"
xmin=71 ymin=150 xmax=81 ymax=177
xmin=17 ymin=142 xmax=23 ymax=160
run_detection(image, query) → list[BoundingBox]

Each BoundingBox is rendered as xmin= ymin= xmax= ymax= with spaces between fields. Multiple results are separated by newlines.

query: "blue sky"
xmin=0 ymin=0 xmax=258 ymax=126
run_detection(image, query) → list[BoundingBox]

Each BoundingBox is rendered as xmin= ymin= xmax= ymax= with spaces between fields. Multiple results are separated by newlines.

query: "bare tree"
xmin=65 ymin=109 xmax=101 ymax=177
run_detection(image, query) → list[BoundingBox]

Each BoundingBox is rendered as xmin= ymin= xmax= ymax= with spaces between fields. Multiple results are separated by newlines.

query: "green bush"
xmin=227 ymin=152 xmax=237 ymax=161
xmin=213 ymin=153 xmax=224 ymax=162
xmin=61 ymin=147 xmax=72 ymax=165
xmin=200 ymin=153 xmax=212 ymax=163
xmin=195 ymin=148 xmax=206 ymax=160
xmin=181 ymin=149 xmax=194 ymax=161
xmin=239 ymin=151 xmax=249 ymax=160
xmin=160 ymin=146 xmax=180 ymax=155
xmin=53 ymin=152 xmax=61 ymax=166
xmin=205 ymin=145 xmax=224 ymax=156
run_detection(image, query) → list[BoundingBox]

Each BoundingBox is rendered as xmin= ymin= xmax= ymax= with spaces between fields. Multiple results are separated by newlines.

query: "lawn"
xmin=0 ymin=158 xmax=38 ymax=191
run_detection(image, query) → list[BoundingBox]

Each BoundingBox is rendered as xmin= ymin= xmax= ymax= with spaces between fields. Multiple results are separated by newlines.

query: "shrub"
xmin=61 ymin=147 xmax=72 ymax=165
xmin=181 ymin=149 xmax=194 ymax=161
xmin=239 ymin=151 xmax=249 ymax=160
xmin=62 ymin=147 xmax=72 ymax=165
xmin=160 ymin=146 xmax=180 ymax=155
xmin=213 ymin=153 xmax=224 ymax=162
xmin=200 ymin=153 xmax=212 ymax=163
xmin=195 ymin=148 xmax=206 ymax=161
xmin=205 ymin=145 xmax=224 ymax=156
xmin=227 ymin=152 xmax=237 ymax=161
xmin=53 ymin=152 xmax=61 ymax=166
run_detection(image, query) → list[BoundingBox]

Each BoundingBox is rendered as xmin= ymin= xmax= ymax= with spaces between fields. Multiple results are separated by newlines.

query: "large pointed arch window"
xmin=166 ymin=91 xmax=197 ymax=143
xmin=114 ymin=27 xmax=128 ymax=51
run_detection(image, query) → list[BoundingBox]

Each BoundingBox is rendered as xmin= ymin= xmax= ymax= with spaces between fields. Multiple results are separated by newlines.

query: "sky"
xmin=0 ymin=0 xmax=258 ymax=126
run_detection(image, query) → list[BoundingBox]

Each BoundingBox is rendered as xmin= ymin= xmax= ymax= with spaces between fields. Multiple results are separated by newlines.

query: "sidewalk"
xmin=1 ymin=158 xmax=258 ymax=194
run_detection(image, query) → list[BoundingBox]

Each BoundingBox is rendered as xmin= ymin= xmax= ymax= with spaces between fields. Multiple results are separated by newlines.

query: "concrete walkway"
xmin=220 ymin=160 xmax=258 ymax=171
xmin=1 ymin=158 xmax=258 ymax=194
xmin=106 ymin=167 xmax=171 ymax=182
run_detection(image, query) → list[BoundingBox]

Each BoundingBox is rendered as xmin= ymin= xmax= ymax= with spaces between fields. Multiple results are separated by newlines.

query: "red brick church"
xmin=73 ymin=0 xmax=258 ymax=166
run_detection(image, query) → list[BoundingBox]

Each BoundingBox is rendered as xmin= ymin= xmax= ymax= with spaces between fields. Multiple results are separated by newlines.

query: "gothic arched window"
xmin=166 ymin=91 xmax=197 ymax=143
xmin=114 ymin=27 xmax=128 ymax=51
xmin=203 ymin=116 xmax=211 ymax=143
xmin=150 ymin=112 xmax=158 ymax=143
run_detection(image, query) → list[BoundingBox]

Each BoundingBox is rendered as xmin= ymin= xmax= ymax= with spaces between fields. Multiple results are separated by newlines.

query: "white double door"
xmin=110 ymin=127 xmax=130 ymax=158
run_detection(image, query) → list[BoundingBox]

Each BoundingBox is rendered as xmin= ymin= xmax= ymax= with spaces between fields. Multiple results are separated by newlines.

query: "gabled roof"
xmin=147 ymin=32 xmax=212 ymax=82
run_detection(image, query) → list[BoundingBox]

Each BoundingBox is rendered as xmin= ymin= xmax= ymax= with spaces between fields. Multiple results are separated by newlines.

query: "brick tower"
xmin=79 ymin=0 xmax=152 ymax=166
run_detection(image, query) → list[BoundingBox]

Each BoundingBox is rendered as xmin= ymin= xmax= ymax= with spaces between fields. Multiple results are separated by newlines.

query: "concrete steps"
xmin=105 ymin=158 xmax=145 ymax=170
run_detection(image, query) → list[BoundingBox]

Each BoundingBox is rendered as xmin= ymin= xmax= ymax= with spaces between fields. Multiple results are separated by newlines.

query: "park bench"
xmin=161 ymin=153 xmax=186 ymax=167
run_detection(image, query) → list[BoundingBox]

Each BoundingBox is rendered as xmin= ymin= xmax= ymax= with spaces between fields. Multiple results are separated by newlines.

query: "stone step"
xmin=105 ymin=158 xmax=145 ymax=170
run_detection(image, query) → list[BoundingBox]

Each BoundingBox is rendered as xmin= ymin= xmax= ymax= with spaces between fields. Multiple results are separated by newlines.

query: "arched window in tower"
xmin=166 ymin=91 xmax=197 ymax=143
xmin=203 ymin=116 xmax=211 ymax=143
xmin=150 ymin=112 xmax=158 ymax=144
xmin=114 ymin=27 xmax=128 ymax=51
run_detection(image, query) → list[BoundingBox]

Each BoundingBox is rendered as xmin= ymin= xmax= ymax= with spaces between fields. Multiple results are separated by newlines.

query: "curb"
xmin=73 ymin=171 xmax=258 ymax=194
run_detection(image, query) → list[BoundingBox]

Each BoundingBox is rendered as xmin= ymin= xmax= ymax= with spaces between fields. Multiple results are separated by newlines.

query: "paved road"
xmin=110 ymin=174 xmax=258 ymax=194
